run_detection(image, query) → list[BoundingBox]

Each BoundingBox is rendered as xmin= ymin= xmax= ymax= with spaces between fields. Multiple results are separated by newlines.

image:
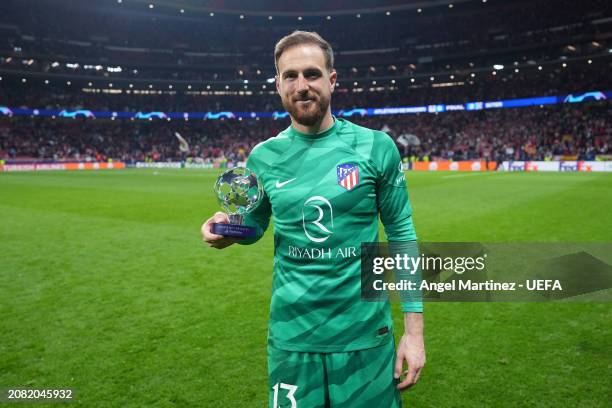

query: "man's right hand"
xmin=201 ymin=212 xmax=238 ymax=249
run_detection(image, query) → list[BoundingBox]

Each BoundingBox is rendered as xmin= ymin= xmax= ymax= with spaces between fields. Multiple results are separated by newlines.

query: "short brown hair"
xmin=274 ymin=30 xmax=334 ymax=74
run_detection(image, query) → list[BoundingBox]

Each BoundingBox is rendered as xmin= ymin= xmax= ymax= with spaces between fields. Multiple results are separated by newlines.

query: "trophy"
xmin=212 ymin=166 xmax=263 ymax=238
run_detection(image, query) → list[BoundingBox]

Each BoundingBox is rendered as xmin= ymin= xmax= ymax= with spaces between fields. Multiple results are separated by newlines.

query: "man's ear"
xmin=329 ymin=69 xmax=337 ymax=93
xmin=275 ymin=75 xmax=280 ymax=95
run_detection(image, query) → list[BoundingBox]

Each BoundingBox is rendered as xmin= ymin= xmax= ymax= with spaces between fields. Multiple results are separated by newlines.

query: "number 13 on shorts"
xmin=272 ymin=383 xmax=298 ymax=408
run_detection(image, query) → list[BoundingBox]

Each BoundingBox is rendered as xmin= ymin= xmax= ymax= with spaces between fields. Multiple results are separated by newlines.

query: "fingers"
xmin=396 ymin=366 xmax=418 ymax=391
xmin=202 ymin=212 xmax=229 ymax=242
xmin=212 ymin=211 xmax=229 ymax=223
xmin=393 ymin=352 xmax=404 ymax=380
xmin=201 ymin=212 xmax=238 ymax=249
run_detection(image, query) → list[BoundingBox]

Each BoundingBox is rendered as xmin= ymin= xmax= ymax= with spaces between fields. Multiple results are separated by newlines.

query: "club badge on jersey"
xmin=337 ymin=163 xmax=359 ymax=191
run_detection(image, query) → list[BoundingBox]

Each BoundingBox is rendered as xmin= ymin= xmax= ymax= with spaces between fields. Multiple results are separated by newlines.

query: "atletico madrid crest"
xmin=337 ymin=163 xmax=359 ymax=191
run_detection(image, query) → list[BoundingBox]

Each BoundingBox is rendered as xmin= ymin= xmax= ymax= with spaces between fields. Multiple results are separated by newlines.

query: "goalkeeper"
xmin=202 ymin=31 xmax=425 ymax=408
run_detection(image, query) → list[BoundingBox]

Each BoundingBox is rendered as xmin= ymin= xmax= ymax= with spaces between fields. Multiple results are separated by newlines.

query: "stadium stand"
xmin=0 ymin=0 xmax=610 ymax=163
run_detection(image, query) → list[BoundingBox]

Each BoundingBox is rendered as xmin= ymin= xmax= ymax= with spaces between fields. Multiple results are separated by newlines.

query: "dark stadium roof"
xmin=111 ymin=0 xmax=474 ymax=16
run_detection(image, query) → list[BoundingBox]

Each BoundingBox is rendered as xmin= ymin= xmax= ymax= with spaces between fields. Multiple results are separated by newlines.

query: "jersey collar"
xmin=288 ymin=117 xmax=341 ymax=141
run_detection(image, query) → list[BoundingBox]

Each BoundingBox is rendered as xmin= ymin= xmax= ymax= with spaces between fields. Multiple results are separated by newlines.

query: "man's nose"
xmin=296 ymin=74 xmax=308 ymax=93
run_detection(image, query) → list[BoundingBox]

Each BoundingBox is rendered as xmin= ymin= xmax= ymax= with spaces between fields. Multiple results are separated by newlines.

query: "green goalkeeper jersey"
xmin=239 ymin=118 xmax=421 ymax=352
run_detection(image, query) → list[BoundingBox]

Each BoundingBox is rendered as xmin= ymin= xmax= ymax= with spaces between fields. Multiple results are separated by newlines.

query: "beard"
xmin=282 ymin=92 xmax=330 ymax=127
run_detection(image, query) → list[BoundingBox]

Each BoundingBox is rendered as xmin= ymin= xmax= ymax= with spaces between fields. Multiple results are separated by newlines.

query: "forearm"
xmin=403 ymin=312 xmax=424 ymax=336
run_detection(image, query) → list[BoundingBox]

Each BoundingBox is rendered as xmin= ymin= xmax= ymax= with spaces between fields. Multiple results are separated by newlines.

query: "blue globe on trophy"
xmin=212 ymin=167 xmax=263 ymax=238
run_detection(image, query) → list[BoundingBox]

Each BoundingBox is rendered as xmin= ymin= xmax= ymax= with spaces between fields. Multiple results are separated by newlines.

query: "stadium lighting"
xmin=21 ymin=78 xmax=26 ymax=83
xmin=262 ymin=85 xmax=266 ymax=89
xmin=353 ymin=81 xmax=358 ymax=86
xmin=168 ymin=85 xmax=173 ymax=89
xmin=210 ymin=12 xmax=214 ymax=17
xmin=492 ymin=71 xmax=496 ymax=75
xmin=449 ymin=4 xmax=454 ymax=8
xmin=493 ymin=64 xmax=504 ymax=70
xmin=207 ymin=85 xmax=211 ymax=89
xmin=129 ymin=84 xmax=133 ymax=88
xmin=450 ymin=75 xmax=454 ymax=79
xmin=482 ymin=0 xmax=487 ymax=3
xmin=243 ymin=79 xmax=249 ymax=84
xmin=410 ymin=78 xmax=415 ymax=82
xmin=268 ymin=16 xmax=273 ymax=20
xmin=588 ymin=59 xmax=592 ymax=64
xmin=66 ymin=81 xmax=71 ymax=85
xmin=51 ymin=61 xmax=59 ymax=68
xmin=149 ymin=4 xmax=154 ymax=9
xmin=417 ymin=8 xmax=422 ymax=13
xmin=515 ymin=68 xmax=519 ymax=73
xmin=386 ymin=11 xmax=391 ymax=15
xmin=88 ymin=82 xmax=92 ymax=86
xmin=372 ymin=80 xmax=376 ymax=85
xmin=256 ymin=69 xmax=261 ymax=75
xmin=538 ymin=66 xmax=543 ymax=70
xmin=180 ymin=9 xmax=184 ymax=13
xmin=562 ymin=63 xmax=567 ymax=68
xmin=225 ymin=85 xmax=229 ymax=89
xmin=266 ymin=77 xmax=275 ymax=83
xmin=356 ymin=14 xmax=361 ymax=18
xmin=470 ymin=73 xmax=475 ymax=77
xmin=298 ymin=16 xmax=302 ymax=20
xmin=391 ymin=79 xmax=396 ymax=84
xmin=109 ymin=83 xmax=113 ymax=87
xmin=430 ymin=76 xmax=435 ymax=81
xmin=326 ymin=16 xmax=331 ymax=20
xmin=240 ymin=15 xmax=244 ymax=19
xmin=117 ymin=0 xmax=122 ymax=3
xmin=149 ymin=84 xmax=153 ymax=88
xmin=187 ymin=85 xmax=192 ymax=89
xmin=44 ymin=79 xmax=49 ymax=84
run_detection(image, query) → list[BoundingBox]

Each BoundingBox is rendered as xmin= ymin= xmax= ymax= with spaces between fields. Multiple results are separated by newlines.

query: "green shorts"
xmin=268 ymin=340 xmax=402 ymax=408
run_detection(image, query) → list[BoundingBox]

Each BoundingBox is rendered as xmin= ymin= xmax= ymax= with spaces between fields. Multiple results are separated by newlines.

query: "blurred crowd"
xmin=1 ymin=103 xmax=609 ymax=163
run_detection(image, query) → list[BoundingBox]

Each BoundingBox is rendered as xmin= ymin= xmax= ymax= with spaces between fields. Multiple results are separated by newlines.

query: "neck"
xmin=291 ymin=110 xmax=334 ymax=135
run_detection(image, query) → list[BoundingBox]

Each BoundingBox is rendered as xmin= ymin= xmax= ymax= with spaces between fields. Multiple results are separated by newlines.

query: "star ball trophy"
xmin=212 ymin=166 xmax=263 ymax=238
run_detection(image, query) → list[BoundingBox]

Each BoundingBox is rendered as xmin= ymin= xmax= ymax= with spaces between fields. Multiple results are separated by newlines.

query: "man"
xmin=202 ymin=31 xmax=425 ymax=408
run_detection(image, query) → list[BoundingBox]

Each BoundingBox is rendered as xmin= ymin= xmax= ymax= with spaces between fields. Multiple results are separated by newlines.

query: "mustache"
xmin=293 ymin=94 xmax=317 ymax=102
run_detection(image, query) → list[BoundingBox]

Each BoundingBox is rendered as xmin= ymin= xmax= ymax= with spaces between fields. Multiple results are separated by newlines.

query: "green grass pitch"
xmin=0 ymin=169 xmax=610 ymax=407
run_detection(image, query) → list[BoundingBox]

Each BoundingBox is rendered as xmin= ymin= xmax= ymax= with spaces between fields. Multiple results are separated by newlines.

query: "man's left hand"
xmin=394 ymin=332 xmax=426 ymax=391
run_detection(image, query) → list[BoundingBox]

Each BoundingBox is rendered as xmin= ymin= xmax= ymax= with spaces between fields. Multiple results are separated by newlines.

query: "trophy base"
xmin=212 ymin=223 xmax=256 ymax=238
